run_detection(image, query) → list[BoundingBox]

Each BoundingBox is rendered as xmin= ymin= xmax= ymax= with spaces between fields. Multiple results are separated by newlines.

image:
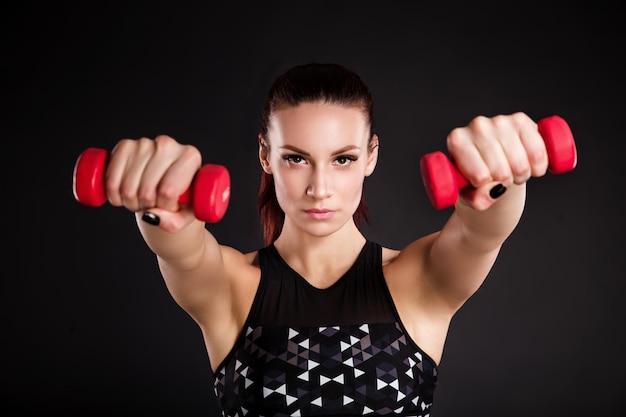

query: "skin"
xmin=104 ymin=103 xmax=548 ymax=369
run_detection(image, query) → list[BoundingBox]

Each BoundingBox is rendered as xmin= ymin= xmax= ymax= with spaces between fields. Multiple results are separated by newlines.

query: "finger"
xmin=447 ymin=125 xmax=491 ymax=188
xmin=517 ymin=118 xmax=549 ymax=178
xmin=448 ymin=117 xmax=511 ymax=187
xmin=117 ymin=138 xmax=155 ymax=211
xmin=492 ymin=114 xmax=532 ymax=185
xmin=458 ymin=180 xmax=507 ymax=211
xmin=150 ymin=139 xmax=202 ymax=212
xmin=105 ymin=138 xmax=149 ymax=208
xmin=496 ymin=113 xmax=549 ymax=184
xmin=135 ymin=136 xmax=182 ymax=211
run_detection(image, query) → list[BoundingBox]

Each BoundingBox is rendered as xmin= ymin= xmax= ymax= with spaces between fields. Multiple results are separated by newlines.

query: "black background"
xmin=8 ymin=2 xmax=625 ymax=416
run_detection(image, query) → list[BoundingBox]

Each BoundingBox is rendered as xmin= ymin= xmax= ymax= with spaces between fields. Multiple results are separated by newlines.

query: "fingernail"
xmin=489 ymin=184 xmax=507 ymax=199
xmin=142 ymin=212 xmax=160 ymax=226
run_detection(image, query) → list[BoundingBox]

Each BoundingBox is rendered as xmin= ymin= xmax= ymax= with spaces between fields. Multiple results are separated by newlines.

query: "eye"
xmin=284 ymin=155 xmax=306 ymax=165
xmin=335 ymin=155 xmax=357 ymax=166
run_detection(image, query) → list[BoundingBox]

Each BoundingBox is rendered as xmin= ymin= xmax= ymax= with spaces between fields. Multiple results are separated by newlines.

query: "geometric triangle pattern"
xmin=214 ymin=321 xmax=437 ymax=416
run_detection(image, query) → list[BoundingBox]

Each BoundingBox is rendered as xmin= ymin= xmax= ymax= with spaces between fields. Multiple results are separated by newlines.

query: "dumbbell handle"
xmin=420 ymin=115 xmax=577 ymax=209
xmin=73 ymin=147 xmax=230 ymax=223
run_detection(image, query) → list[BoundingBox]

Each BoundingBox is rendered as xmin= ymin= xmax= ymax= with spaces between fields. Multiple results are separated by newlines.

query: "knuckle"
xmin=510 ymin=111 xmax=531 ymax=124
xmin=103 ymin=183 xmax=119 ymax=204
xmin=154 ymin=134 xmax=177 ymax=152
xmin=468 ymin=115 xmax=491 ymax=135
xmin=110 ymin=138 xmax=135 ymax=157
xmin=527 ymin=145 xmax=547 ymax=166
xmin=119 ymin=185 xmax=136 ymax=203
xmin=492 ymin=165 xmax=513 ymax=183
xmin=158 ymin=181 xmax=180 ymax=201
xmin=137 ymin=188 xmax=157 ymax=209
xmin=446 ymin=128 xmax=465 ymax=150
xmin=181 ymin=144 xmax=202 ymax=164
xmin=466 ymin=167 xmax=492 ymax=187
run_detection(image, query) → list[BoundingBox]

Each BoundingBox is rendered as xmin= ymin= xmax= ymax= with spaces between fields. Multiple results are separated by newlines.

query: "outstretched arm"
xmin=424 ymin=112 xmax=549 ymax=312
xmin=104 ymin=135 xmax=231 ymax=320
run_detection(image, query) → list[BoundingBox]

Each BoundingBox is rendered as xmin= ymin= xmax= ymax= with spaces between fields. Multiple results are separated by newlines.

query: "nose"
xmin=306 ymin=167 xmax=332 ymax=199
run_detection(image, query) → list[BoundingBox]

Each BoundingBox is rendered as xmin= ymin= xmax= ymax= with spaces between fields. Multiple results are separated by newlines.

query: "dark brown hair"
xmin=257 ymin=63 xmax=376 ymax=245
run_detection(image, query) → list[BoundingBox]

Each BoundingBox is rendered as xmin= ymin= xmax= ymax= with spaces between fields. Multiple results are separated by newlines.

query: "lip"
xmin=304 ymin=208 xmax=335 ymax=220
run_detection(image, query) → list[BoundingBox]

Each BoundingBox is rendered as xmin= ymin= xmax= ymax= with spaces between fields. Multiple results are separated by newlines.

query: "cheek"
xmin=344 ymin=176 xmax=365 ymax=199
xmin=273 ymin=171 xmax=305 ymax=203
xmin=335 ymin=171 xmax=366 ymax=202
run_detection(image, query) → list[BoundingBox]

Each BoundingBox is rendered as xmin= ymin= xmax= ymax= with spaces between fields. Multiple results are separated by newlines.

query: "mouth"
xmin=304 ymin=208 xmax=335 ymax=220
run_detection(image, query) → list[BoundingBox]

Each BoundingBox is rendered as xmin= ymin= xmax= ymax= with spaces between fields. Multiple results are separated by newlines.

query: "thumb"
xmin=458 ymin=182 xmax=507 ymax=211
xmin=140 ymin=205 xmax=198 ymax=233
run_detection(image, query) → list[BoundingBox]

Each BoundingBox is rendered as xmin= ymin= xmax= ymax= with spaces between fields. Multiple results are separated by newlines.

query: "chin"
xmin=304 ymin=218 xmax=354 ymax=237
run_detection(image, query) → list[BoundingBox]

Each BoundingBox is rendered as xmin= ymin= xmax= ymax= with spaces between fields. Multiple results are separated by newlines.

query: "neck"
xmin=272 ymin=221 xmax=366 ymax=288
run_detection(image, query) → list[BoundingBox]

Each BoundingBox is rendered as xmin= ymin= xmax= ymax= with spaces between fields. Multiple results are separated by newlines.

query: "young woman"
xmin=101 ymin=63 xmax=550 ymax=415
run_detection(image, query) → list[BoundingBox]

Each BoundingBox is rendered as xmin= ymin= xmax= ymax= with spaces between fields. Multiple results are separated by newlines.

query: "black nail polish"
xmin=142 ymin=212 xmax=160 ymax=226
xmin=489 ymin=184 xmax=507 ymax=199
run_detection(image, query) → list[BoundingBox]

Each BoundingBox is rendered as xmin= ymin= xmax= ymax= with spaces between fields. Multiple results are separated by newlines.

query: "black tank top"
xmin=213 ymin=241 xmax=438 ymax=416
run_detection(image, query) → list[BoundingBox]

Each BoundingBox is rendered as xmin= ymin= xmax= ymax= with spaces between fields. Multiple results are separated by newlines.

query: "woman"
xmin=102 ymin=63 xmax=549 ymax=415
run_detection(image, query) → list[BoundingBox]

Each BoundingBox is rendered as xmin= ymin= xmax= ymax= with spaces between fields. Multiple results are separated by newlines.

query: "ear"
xmin=258 ymin=134 xmax=272 ymax=174
xmin=365 ymin=134 xmax=379 ymax=177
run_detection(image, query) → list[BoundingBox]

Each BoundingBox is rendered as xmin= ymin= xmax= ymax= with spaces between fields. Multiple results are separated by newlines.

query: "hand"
xmin=105 ymin=135 xmax=203 ymax=230
xmin=447 ymin=112 xmax=549 ymax=210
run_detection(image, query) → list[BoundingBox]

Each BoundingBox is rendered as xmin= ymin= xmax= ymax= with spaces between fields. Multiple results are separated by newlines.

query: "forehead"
xmin=268 ymin=102 xmax=369 ymax=147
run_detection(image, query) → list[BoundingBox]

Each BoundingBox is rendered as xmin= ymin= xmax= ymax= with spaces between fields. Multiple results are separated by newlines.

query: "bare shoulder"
xmin=219 ymin=245 xmax=262 ymax=295
xmin=380 ymin=232 xmax=442 ymax=294
xmin=381 ymin=231 xmax=440 ymax=268
xmin=381 ymin=246 xmax=401 ymax=266
xmin=220 ymin=244 xmax=261 ymax=268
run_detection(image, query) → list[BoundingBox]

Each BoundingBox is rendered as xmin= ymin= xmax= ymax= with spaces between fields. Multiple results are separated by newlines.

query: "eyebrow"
xmin=279 ymin=144 xmax=361 ymax=156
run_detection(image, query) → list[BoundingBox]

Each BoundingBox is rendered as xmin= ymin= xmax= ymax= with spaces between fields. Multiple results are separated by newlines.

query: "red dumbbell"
xmin=419 ymin=115 xmax=577 ymax=210
xmin=72 ymin=147 xmax=231 ymax=223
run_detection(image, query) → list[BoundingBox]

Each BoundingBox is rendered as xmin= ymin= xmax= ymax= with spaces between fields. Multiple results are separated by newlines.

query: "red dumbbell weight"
xmin=419 ymin=115 xmax=577 ymax=210
xmin=72 ymin=147 xmax=230 ymax=223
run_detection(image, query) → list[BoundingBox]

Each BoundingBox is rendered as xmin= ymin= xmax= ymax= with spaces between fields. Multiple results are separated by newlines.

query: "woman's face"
xmin=261 ymin=102 xmax=378 ymax=238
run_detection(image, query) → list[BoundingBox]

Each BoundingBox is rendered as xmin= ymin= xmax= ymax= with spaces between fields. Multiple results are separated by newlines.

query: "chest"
xmin=214 ymin=322 xmax=438 ymax=416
